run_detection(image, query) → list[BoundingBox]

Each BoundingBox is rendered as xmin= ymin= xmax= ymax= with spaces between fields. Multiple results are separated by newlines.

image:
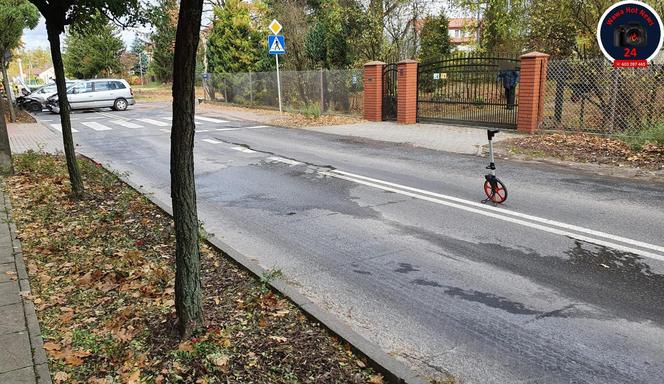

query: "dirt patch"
xmin=199 ymin=102 xmax=364 ymax=127
xmin=271 ymin=113 xmax=363 ymax=128
xmin=133 ymin=84 xmax=204 ymax=102
xmin=2 ymin=99 xmax=36 ymax=123
xmin=6 ymin=153 xmax=386 ymax=383
xmin=499 ymin=133 xmax=664 ymax=172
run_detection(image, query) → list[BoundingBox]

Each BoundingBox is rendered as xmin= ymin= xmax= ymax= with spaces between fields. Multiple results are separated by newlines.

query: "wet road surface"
xmin=33 ymin=104 xmax=664 ymax=383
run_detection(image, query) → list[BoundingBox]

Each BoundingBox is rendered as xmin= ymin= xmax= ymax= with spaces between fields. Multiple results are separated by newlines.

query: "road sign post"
xmin=268 ymin=20 xmax=285 ymax=113
xmin=276 ymin=55 xmax=282 ymax=113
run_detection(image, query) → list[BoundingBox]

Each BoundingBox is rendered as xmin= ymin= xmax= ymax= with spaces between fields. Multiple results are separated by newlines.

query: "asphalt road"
xmin=34 ymin=103 xmax=664 ymax=383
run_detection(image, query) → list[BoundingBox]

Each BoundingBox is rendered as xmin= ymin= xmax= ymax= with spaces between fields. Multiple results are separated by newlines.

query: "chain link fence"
xmin=203 ymin=69 xmax=364 ymax=116
xmin=541 ymin=58 xmax=664 ymax=140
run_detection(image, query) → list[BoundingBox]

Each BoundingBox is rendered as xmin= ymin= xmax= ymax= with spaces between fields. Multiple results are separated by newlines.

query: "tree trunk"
xmin=0 ymin=94 xmax=13 ymax=175
xmin=0 ymin=58 xmax=16 ymax=123
xmin=46 ymin=21 xmax=84 ymax=198
xmin=171 ymin=0 xmax=204 ymax=339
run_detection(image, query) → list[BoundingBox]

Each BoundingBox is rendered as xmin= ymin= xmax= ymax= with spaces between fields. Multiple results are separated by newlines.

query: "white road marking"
xmin=97 ymin=112 xmax=121 ymax=119
xmin=196 ymin=130 xmax=210 ymax=133
xmin=195 ymin=116 xmax=228 ymax=123
xmin=203 ymin=139 xmax=222 ymax=144
xmin=163 ymin=116 xmax=226 ymax=124
xmin=215 ymin=126 xmax=269 ymax=132
xmin=81 ymin=121 xmax=112 ymax=131
xmin=330 ymin=170 xmax=664 ymax=255
xmin=49 ymin=123 xmax=79 ymax=133
xmin=322 ymin=170 xmax=664 ymax=262
xmin=41 ymin=119 xmax=54 ymax=122
xmin=111 ymin=120 xmax=143 ymax=128
xmin=267 ymin=156 xmax=302 ymax=166
xmin=231 ymin=146 xmax=256 ymax=153
xmin=138 ymin=118 xmax=170 ymax=127
xmin=159 ymin=129 xmax=170 ymax=133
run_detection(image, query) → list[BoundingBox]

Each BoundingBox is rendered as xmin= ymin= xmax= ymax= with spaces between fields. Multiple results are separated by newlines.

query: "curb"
xmin=92 ymin=156 xmax=430 ymax=384
xmin=2 ymin=190 xmax=52 ymax=384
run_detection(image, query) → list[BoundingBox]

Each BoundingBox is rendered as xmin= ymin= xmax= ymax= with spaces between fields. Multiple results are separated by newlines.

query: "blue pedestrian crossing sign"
xmin=268 ymin=35 xmax=286 ymax=55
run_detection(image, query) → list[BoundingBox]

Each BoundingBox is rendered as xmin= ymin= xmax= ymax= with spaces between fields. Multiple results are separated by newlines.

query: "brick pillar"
xmin=517 ymin=52 xmax=549 ymax=133
xmin=397 ymin=59 xmax=418 ymax=124
xmin=363 ymin=61 xmax=385 ymax=122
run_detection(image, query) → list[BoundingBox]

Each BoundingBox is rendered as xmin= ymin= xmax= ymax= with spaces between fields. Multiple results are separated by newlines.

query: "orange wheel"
xmin=483 ymin=178 xmax=508 ymax=204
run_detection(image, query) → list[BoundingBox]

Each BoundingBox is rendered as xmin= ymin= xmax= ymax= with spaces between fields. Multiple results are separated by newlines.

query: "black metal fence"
xmin=417 ymin=53 xmax=520 ymax=128
xmin=382 ymin=64 xmax=398 ymax=121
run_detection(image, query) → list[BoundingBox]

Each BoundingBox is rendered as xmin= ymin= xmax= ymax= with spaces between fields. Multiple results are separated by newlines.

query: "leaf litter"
xmin=6 ymin=152 xmax=379 ymax=383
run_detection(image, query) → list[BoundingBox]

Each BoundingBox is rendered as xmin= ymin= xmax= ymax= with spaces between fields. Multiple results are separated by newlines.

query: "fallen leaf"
xmin=124 ymin=369 xmax=141 ymax=384
xmin=368 ymin=374 xmax=384 ymax=383
xmin=273 ymin=309 xmax=290 ymax=317
xmin=113 ymin=328 xmax=134 ymax=342
xmin=356 ymin=359 xmax=366 ymax=368
xmin=208 ymin=352 xmax=229 ymax=368
xmin=268 ymin=335 xmax=288 ymax=343
xmin=64 ymin=354 xmax=85 ymax=366
xmin=43 ymin=342 xmax=61 ymax=351
xmin=53 ymin=371 xmax=69 ymax=383
xmin=178 ymin=341 xmax=194 ymax=353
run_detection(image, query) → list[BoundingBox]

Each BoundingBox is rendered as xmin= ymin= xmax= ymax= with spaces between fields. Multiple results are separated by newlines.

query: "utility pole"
xmin=138 ymin=52 xmax=144 ymax=85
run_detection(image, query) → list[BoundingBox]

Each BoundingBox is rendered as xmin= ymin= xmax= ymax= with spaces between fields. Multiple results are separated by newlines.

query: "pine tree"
xmin=149 ymin=0 xmax=178 ymax=83
xmin=63 ymin=21 xmax=125 ymax=79
xmin=206 ymin=0 xmax=271 ymax=74
xmin=418 ymin=12 xmax=452 ymax=63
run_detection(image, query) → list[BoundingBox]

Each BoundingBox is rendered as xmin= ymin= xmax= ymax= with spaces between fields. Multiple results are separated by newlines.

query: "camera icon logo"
xmin=597 ymin=0 xmax=663 ymax=66
xmin=614 ymin=22 xmax=647 ymax=47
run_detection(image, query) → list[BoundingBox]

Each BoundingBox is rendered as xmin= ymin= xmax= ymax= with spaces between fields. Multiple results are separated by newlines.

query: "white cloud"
xmin=21 ymin=16 xmax=142 ymax=51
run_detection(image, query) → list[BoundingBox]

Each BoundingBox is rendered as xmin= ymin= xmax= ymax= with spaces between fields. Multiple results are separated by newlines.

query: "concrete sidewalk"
xmin=295 ymin=121 xmax=518 ymax=155
xmin=8 ymin=123 xmax=63 ymax=154
xmin=197 ymin=103 xmax=518 ymax=155
xmin=0 ymin=189 xmax=51 ymax=383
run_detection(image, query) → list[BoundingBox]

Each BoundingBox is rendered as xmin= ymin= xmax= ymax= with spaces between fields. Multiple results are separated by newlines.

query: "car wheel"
xmin=113 ymin=98 xmax=128 ymax=111
xmin=28 ymin=102 xmax=42 ymax=112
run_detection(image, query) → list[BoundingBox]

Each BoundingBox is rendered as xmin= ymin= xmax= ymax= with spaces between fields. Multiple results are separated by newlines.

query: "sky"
xmin=21 ymin=17 xmax=143 ymax=51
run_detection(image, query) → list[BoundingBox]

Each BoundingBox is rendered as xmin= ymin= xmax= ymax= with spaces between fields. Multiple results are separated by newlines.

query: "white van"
xmin=47 ymin=79 xmax=135 ymax=113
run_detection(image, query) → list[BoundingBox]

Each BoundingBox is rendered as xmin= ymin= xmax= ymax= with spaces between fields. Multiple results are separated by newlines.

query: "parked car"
xmin=18 ymin=82 xmax=75 ymax=112
xmin=46 ymin=79 xmax=135 ymax=113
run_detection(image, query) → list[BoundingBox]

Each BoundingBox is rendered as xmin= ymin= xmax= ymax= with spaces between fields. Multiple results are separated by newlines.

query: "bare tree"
xmin=171 ymin=0 xmax=204 ymax=338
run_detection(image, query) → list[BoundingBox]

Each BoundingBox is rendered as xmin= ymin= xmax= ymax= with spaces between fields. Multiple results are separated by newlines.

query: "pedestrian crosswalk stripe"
xmin=195 ymin=116 xmax=228 ymax=123
xmin=111 ymin=120 xmax=143 ymax=128
xmin=137 ymin=118 xmax=170 ymax=127
xmin=203 ymin=139 xmax=222 ymax=144
xmin=163 ymin=116 xmax=227 ymax=124
xmin=215 ymin=126 xmax=269 ymax=132
xmin=82 ymin=121 xmax=112 ymax=131
xmin=50 ymin=123 xmax=78 ymax=133
xmin=231 ymin=146 xmax=256 ymax=153
xmin=159 ymin=129 xmax=170 ymax=133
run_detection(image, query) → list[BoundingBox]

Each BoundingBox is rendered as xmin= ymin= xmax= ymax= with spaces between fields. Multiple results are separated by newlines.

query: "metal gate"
xmin=417 ymin=54 xmax=520 ymax=128
xmin=382 ymin=63 xmax=398 ymax=121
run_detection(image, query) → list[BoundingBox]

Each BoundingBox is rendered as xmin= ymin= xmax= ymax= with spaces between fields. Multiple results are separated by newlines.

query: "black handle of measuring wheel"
xmin=487 ymin=129 xmax=499 ymax=141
